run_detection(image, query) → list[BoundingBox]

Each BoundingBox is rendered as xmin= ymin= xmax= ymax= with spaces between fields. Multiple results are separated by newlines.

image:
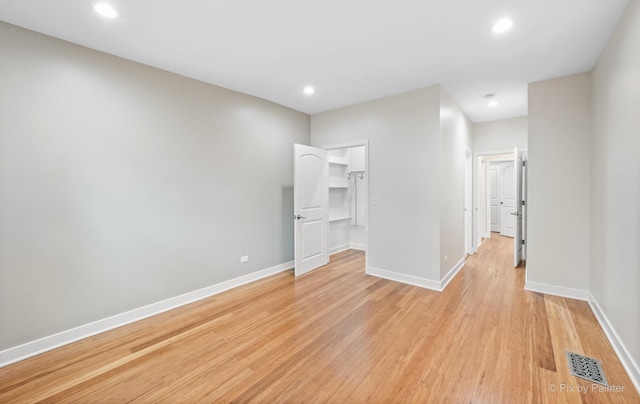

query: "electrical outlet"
xmin=372 ymin=195 xmax=379 ymax=205
xmin=240 ymin=255 xmax=249 ymax=263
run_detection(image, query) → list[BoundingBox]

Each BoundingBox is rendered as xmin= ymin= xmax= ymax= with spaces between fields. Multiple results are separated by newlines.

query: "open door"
xmin=294 ymin=144 xmax=329 ymax=276
xmin=513 ymin=148 xmax=524 ymax=267
xmin=499 ymin=161 xmax=516 ymax=237
xmin=464 ymin=151 xmax=473 ymax=254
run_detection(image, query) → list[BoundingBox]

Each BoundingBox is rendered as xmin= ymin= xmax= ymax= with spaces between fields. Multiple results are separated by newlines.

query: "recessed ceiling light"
xmin=485 ymin=94 xmax=498 ymax=108
xmin=94 ymin=2 xmax=121 ymax=19
xmin=490 ymin=18 xmax=514 ymax=34
xmin=303 ymin=86 xmax=315 ymax=95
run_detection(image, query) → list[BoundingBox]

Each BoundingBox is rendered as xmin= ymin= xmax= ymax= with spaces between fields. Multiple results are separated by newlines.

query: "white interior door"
xmin=489 ymin=163 xmax=500 ymax=232
xmin=294 ymin=144 xmax=329 ymax=276
xmin=464 ymin=152 xmax=472 ymax=254
xmin=499 ymin=161 xmax=516 ymax=237
xmin=513 ymin=148 xmax=524 ymax=267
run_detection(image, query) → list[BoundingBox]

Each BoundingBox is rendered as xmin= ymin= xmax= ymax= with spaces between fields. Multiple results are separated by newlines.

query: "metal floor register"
xmin=566 ymin=351 xmax=608 ymax=386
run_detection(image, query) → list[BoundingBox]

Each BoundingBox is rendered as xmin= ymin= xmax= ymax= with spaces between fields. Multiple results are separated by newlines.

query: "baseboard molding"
xmin=367 ymin=258 xmax=465 ymax=292
xmin=524 ymin=281 xmax=590 ymax=301
xmin=367 ymin=266 xmax=442 ymax=291
xmin=0 ymin=260 xmax=294 ymax=368
xmin=329 ymin=244 xmax=351 ymax=255
xmin=440 ymin=258 xmax=465 ymax=291
xmin=350 ymin=243 xmax=366 ymax=251
xmin=330 ymin=243 xmax=366 ymax=256
xmin=588 ymin=294 xmax=640 ymax=394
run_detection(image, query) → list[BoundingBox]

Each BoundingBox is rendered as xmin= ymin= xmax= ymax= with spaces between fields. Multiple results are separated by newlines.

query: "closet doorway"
xmin=325 ymin=140 xmax=369 ymax=271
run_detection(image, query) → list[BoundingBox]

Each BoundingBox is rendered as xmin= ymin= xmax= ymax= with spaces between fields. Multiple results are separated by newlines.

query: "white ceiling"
xmin=0 ymin=0 xmax=629 ymax=122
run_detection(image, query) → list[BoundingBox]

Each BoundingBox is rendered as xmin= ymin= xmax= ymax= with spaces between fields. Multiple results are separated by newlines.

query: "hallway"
xmin=0 ymin=235 xmax=637 ymax=402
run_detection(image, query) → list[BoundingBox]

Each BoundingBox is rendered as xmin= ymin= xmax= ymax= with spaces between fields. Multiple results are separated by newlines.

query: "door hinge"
xmin=522 ymin=239 xmax=525 ymax=245
xmin=522 ymin=200 xmax=525 ymax=206
xmin=522 ymin=161 xmax=526 ymax=167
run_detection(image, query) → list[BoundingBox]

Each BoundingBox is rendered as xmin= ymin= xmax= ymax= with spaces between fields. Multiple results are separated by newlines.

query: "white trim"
xmin=329 ymin=243 xmax=367 ymax=256
xmin=588 ymin=294 xmax=640 ymax=394
xmin=0 ymin=260 xmax=293 ymax=368
xmin=440 ymin=258 xmax=465 ymax=291
xmin=366 ymin=260 xmax=465 ymax=292
xmin=329 ymin=244 xmax=351 ymax=255
xmin=367 ymin=266 xmax=442 ymax=291
xmin=474 ymin=147 xmax=528 ymax=158
xmin=524 ymin=281 xmax=590 ymax=301
xmin=350 ymin=243 xmax=366 ymax=251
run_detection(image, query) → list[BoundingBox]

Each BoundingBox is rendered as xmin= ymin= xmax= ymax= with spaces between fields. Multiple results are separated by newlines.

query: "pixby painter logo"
xmin=548 ymin=383 xmax=625 ymax=394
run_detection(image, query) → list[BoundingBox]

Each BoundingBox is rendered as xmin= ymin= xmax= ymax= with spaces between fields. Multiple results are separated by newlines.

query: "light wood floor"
xmin=1 ymin=234 xmax=638 ymax=403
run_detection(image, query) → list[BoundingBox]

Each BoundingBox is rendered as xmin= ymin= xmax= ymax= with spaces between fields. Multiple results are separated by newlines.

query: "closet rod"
xmin=347 ymin=171 xmax=365 ymax=179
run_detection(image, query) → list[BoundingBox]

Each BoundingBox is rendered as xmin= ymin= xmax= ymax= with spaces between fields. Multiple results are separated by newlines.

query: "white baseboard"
xmin=329 ymin=243 xmax=366 ymax=256
xmin=0 ymin=260 xmax=293 ymax=368
xmin=367 ymin=266 xmax=442 ymax=291
xmin=440 ymin=258 xmax=465 ymax=291
xmin=367 ymin=259 xmax=465 ymax=292
xmin=524 ymin=281 xmax=590 ymax=301
xmin=350 ymin=243 xmax=366 ymax=251
xmin=588 ymin=294 xmax=640 ymax=394
xmin=329 ymin=244 xmax=351 ymax=255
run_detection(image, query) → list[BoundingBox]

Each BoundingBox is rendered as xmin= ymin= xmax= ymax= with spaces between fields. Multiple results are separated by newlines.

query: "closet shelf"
xmin=329 ymin=178 xmax=349 ymax=188
xmin=329 ymin=216 xmax=352 ymax=223
xmin=328 ymin=156 xmax=349 ymax=165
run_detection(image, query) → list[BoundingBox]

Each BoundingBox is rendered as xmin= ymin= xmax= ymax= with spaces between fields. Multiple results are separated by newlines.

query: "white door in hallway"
xmin=489 ymin=164 xmax=500 ymax=232
xmin=294 ymin=144 xmax=329 ymax=276
xmin=513 ymin=148 xmax=524 ymax=267
xmin=499 ymin=161 xmax=516 ymax=237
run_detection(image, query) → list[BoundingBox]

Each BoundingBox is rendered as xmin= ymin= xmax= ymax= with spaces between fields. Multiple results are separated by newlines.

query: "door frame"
xmin=465 ymin=149 xmax=473 ymax=255
xmin=320 ymin=139 xmax=369 ymax=273
xmin=473 ymin=150 xmax=527 ymax=252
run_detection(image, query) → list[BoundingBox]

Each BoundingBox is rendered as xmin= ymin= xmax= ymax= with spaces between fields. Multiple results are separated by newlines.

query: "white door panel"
xmin=514 ymin=148 xmax=524 ymax=267
xmin=294 ymin=144 xmax=329 ymax=276
xmin=499 ymin=161 xmax=515 ymax=237
xmin=302 ymin=220 xmax=323 ymax=259
xmin=489 ymin=165 xmax=500 ymax=232
xmin=299 ymin=156 xmax=324 ymax=209
xmin=490 ymin=205 xmax=499 ymax=228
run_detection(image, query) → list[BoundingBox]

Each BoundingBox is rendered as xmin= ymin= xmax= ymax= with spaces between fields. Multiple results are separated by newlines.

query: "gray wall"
xmin=591 ymin=0 xmax=640 ymax=376
xmin=311 ymin=87 xmax=442 ymax=281
xmin=439 ymin=88 xmax=472 ymax=277
xmin=0 ymin=22 xmax=310 ymax=350
xmin=527 ymin=73 xmax=591 ymax=291
xmin=473 ymin=116 xmax=528 ymax=154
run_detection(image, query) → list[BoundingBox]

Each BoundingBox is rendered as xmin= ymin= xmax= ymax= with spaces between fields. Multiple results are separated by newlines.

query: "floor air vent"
xmin=566 ymin=351 xmax=608 ymax=386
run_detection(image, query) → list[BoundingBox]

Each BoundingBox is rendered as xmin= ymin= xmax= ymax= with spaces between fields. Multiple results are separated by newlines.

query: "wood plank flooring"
xmin=1 ymin=234 xmax=638 ymax=403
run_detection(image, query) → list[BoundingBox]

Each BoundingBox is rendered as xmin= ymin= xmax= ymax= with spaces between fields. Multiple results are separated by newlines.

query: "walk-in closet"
xmin=327 ymin=146 xmax=366 ymax=254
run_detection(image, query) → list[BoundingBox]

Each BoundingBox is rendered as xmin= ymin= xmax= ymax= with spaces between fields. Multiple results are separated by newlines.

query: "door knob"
xmin=295 ymin=215 xmax=306 ymax=220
